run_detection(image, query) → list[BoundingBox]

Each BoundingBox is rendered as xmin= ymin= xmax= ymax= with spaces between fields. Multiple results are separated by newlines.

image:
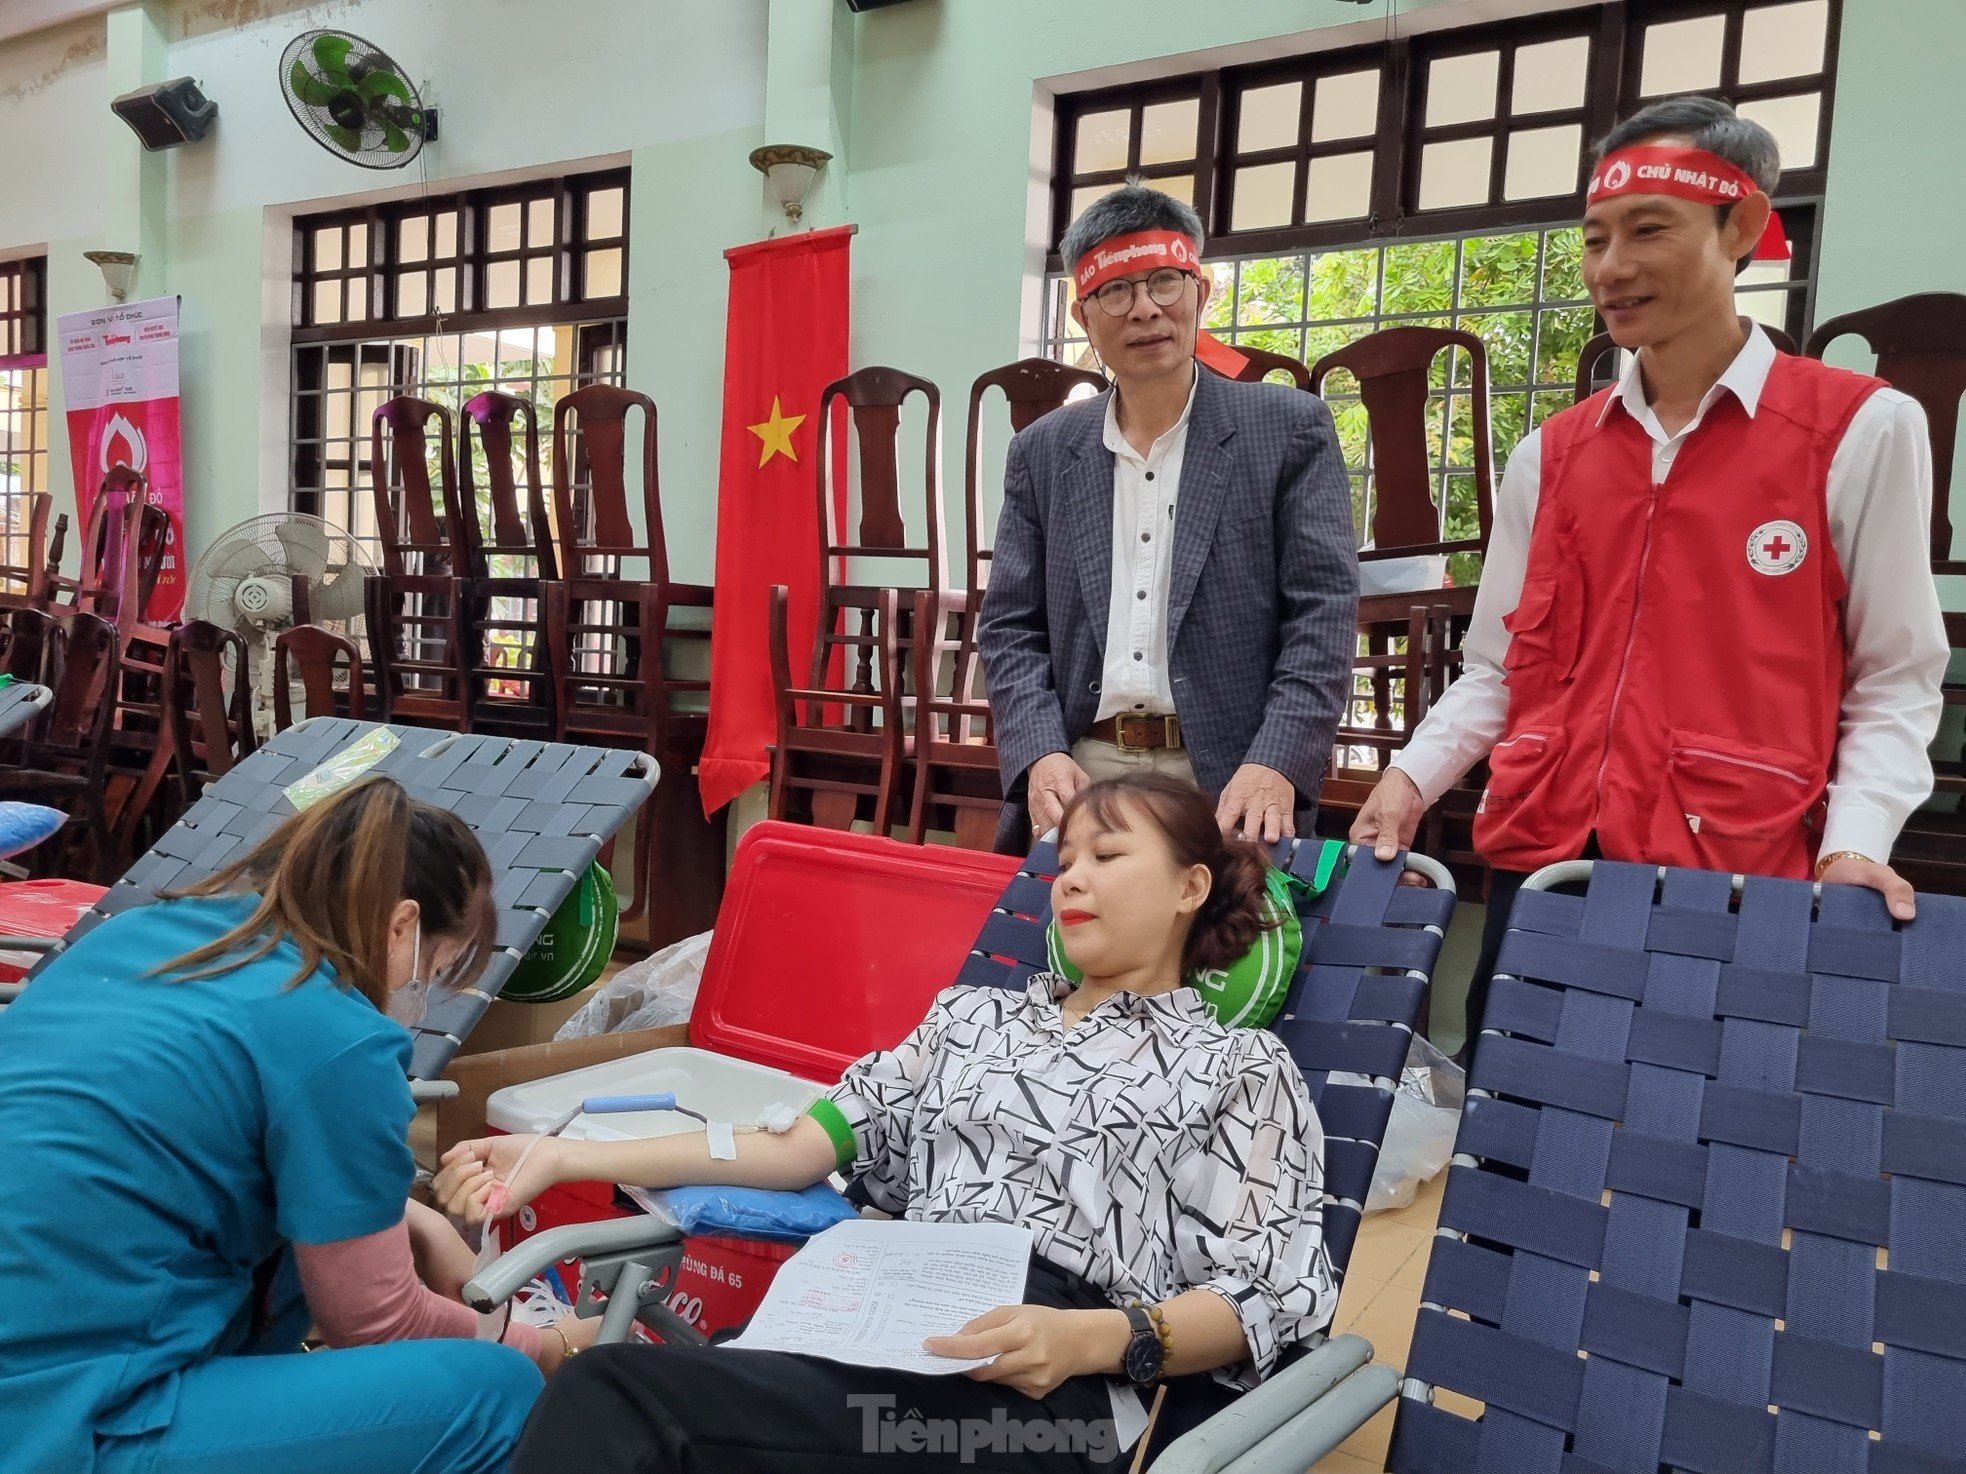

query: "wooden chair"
xmin=905 ymin=360 xmax=1105 ymax=848
xmin=769 ymin=583 xmax=907 ymax=834
xmin=547 ymin=385 xmax=711 ymax=763
xmin=768 ymin=367 xmax=944 ymax=835
xmin=546 ymin=384 xmax=722 ymax=942
xmin=273 ymin=625 xmax=368 ymax=731
xmin=368 ymin=396 xmax=471 ymax=730
xmin=1221 ymin=341 xmax=1314 ymax=389
xmin=0 ymin=492 xmax=51 ymax=607
xmin=905 ymin=589 xmax=1002 ymax=848
xmin=459 ymin=389 xmax=559 ymax=737
xmin=1574 ymin=322 xmax=1799 ymax=402
xmin=64 ymin=472 xmax=179 ymax=857
xmin=963 ymin=358 xmax=1105 ymax=597
xmin=0 ymin=493 xmax=52 ymax=671
xmin=2 ymin=607 xmax=50 ymax=683
xmin=0 ymin=610 xmax=122 ymax=881
xmin=73 ymin=468 xmax=170 ymax=633
xmin=1319 ymin=601 xmax=1450 ymax=822
xmin=39 ymin=512 xmax=70 ymax=608
xmin=1805 ymin=292 xmax=1966 ymax=572
xmin=162 ymin=620 xmax=256 ymax=806
xmin=113 ymin=621 xmax=255 ymax=860
xmin=1311 ymin=325 xmax=1495 ymax=573
xmin=1308 ymin=328 xmax=1493 ymax=866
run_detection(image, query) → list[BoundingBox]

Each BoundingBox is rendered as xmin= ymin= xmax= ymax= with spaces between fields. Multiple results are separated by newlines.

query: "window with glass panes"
xmin=1050 ymin=228 xmax=1592 ymax=584
xmin=295 ymin=171 xmax=628 ymax=332
xmin=291 ymin=168 xmax=631 ymax=541
xmin=1050 ymin=1 xmax=1838 ymax=291
xmin=291 ymin=174 xmax=629 ymax=680
xmin=0 ymin=258 xmax=49 ymax=579
xmin=1044 ymin=0 xmax=1841 ymax=566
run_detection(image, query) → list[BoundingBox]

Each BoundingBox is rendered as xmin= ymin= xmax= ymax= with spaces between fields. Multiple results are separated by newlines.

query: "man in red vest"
xmin=1352 ymin=95 xmax=1948 ymax=1054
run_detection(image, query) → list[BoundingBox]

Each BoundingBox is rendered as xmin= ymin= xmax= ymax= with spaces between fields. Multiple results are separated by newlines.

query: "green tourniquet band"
xmin=1311 ymin=839 xmax=1346 ymax=895
xmin=805 ymin=1097 xmax=858 ymax=1170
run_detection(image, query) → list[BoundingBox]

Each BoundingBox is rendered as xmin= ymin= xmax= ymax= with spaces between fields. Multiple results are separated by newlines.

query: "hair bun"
xmin=1188 ymin=835 xmax=1276 ymax=976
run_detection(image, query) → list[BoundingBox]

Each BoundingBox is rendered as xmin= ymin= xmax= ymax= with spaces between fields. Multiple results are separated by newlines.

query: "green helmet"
xmin=502 ymin=861 xmax=618 ymax=1005
xmin=1043 ymin=843 xmax=1344 ymax=1029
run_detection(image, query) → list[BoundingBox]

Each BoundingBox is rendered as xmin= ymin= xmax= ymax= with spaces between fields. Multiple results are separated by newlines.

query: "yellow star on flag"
xmin=747 ymin=396 xmax=807 ymax=468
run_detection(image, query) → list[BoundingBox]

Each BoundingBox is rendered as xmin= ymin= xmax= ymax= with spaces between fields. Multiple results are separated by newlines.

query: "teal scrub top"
xmin=0 ymin=895 xmax=415 ymax=1474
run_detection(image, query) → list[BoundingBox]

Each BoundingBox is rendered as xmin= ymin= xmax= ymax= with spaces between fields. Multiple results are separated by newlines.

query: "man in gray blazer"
xmin=980 ymin=183 xmax=1358 ymax=851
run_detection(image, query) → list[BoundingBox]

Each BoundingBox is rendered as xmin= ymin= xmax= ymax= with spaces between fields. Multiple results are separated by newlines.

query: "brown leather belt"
xmin=1085 ymin=714 xmax=1184 ymax=752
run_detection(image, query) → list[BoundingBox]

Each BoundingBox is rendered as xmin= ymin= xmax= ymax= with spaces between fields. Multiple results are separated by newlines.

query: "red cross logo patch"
xmin=1746 ymin=519 xmax=1808 ymax=576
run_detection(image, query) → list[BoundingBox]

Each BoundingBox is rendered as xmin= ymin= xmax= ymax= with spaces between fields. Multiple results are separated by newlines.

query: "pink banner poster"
xmin=56 ymin=295 xmax=184 ymax=622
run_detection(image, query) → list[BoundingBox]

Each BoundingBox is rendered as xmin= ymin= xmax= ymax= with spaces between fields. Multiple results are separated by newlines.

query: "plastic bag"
xmin=628 ymin=1182 xmax=858 ymax=1243
xmin=553 ymin=929 xmax=713 ymax=1040
xmin=1365 ymin=1033 xmax=1466 ymax=1213
xmin=0 ymin=804 xmax=64 ymax=861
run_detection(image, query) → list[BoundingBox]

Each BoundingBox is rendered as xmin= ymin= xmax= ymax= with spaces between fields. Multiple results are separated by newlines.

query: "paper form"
xmin=722 ymin=1219 xmax=1034 ymax=1375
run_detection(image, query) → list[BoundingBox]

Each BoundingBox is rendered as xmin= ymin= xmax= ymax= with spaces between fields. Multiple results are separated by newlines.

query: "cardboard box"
xmin=433 ymin=1022 xmax=691 ymax=1159
xmin=452 ymin=986 xmax=602 ymax=1059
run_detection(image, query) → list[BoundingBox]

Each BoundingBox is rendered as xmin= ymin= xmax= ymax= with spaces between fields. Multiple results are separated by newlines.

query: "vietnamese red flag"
xmin=698 ymin=226 xmax=852 ymax=815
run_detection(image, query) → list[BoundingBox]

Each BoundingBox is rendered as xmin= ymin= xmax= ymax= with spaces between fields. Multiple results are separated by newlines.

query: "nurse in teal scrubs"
xmin=0 ymin=778 xmax=549 ymax=1473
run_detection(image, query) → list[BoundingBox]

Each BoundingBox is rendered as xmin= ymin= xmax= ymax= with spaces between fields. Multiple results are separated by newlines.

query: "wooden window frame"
xmin=0 ymin=258 xmax=47 ymax=367
xmin=293 ymin=167 xmax=630 ymax=344
xmin=1048 ymin=0 xmax=1842 ymax=275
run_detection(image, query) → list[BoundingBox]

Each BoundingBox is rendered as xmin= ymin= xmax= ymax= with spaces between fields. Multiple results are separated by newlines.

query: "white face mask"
xmin=388 ymin=923 xmax=428 ymax=1027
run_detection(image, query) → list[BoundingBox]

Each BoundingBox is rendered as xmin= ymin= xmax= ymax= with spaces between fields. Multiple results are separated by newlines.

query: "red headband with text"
xmin=1072 ymin=230 xmax=1206 ymax=296
xmin=1587 ymin=145 xmax=1759 ymax=208
xmin=1586 ymin=144 xmax=1789 ymax=259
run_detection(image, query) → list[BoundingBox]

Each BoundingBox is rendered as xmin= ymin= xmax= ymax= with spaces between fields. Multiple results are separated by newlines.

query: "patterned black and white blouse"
xmin=823 ymin=972 xmax=1337 ymax=1388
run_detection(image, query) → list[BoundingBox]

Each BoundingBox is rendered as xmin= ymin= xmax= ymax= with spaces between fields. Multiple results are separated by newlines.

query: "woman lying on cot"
xmin=438 ymin=771 xmax=1338 ymax=1473
xmin=0 ymin=778 xmax=595 ymax=1474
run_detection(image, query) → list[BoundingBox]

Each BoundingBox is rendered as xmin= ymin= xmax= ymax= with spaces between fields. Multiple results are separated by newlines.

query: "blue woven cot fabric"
xmin=958 ymin=838 xmax=1452 ymax=1289
xmin=23 ymin=718 xmax=654 ymax=1079
xmin=1390 ymin=861 xmax=1966 ymax=1474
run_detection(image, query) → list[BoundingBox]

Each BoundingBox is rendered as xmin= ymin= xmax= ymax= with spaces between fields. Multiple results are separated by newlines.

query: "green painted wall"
xmin=7 ymin=0 xmax=1961 ymax=601
xmin=1816 ymin=0 xmax=1966 ymax=610
xmin=836 ymin=0 xmax=1464 ymax=563
xmin=626 ymin=124 xmax=770 ymax=588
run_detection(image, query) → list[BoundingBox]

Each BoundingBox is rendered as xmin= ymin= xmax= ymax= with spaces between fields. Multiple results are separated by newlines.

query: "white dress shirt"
xmin=1392 ymin=323 xmax=1949 ymax=865
xmin=1095 ymin=374 xmax=1197 ymax=723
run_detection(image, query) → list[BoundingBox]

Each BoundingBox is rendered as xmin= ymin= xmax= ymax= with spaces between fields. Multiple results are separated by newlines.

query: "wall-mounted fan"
xmin=184 ymin=513 xmax=374 ymax=734
xmin=279 ymin=30 xmax=437 ymax=170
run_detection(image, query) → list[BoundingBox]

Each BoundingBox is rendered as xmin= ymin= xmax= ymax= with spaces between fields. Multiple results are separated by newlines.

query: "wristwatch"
xmin=1121 ymin=1303 xmax=1164 ymax=1387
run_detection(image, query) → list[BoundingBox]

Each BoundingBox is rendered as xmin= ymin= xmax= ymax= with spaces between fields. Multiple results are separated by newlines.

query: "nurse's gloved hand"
xmin=433 ymin=1134 xmax=563 ymax=1225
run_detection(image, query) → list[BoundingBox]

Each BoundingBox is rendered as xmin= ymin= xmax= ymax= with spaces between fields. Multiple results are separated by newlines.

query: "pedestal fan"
xmin=182 ymin=514 xmax=373 ymax=736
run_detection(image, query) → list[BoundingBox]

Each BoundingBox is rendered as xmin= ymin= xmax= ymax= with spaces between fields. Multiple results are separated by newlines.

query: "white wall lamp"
xmin=83 ymin=249 xmax=140 ymax=303
xmin=749 ymin=144 xmax=832 ymax=226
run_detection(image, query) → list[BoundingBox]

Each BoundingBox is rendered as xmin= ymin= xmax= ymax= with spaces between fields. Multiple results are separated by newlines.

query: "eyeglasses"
xmin=1084 ymin=267 xmax=1194 ymax=317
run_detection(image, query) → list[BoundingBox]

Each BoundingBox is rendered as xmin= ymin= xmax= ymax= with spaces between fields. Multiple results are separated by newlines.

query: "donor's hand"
xmin=434 ymin=1134 xmax=564 ymax=1225
xmin=924 ymin=1304 xmax=1127 ymax=1401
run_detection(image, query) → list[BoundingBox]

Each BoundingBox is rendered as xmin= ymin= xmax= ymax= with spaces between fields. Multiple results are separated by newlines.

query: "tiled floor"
xmin=1307 ymin=1168 xmax=1448 ymax=1474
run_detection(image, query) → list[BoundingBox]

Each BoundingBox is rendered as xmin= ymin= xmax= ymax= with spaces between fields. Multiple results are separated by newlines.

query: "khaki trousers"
xmin=1070 ymin=736 xmax=1198 ymax=787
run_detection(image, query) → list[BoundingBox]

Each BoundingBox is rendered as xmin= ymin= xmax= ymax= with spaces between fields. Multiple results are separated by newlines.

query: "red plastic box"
xmin=0 ymin=880 xmax=106 ymax=983
xmin=487 ymin=822 xmax=1019 ymax=1336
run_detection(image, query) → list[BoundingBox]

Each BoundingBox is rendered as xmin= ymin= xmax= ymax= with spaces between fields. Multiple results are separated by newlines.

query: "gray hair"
xmin=1059 ymin=181 xmax=1205 ymax=274
xmin=1596 ymin=94 xmax=1781 ymax=193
